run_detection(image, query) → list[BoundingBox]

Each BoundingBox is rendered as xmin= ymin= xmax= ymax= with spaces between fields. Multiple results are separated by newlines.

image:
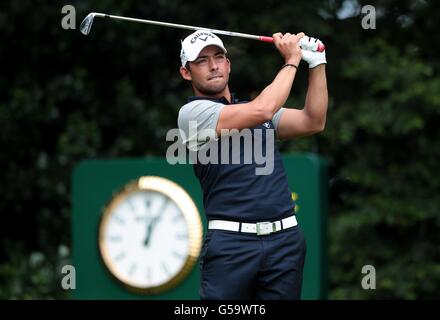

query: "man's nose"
xmin=208 ymin=57 xmax=219 ymax=70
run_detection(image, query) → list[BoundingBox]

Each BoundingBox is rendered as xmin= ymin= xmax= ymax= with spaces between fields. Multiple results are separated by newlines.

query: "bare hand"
xmin=272 ymin=32 xmax=305 ymax=66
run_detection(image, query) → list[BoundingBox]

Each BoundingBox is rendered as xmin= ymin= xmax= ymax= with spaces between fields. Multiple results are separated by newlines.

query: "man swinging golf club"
xmin=177 ymin=29 xmax=328 ymax=300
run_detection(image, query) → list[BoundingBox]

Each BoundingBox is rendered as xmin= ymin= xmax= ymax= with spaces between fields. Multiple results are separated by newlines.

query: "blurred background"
xmin=1 ymin=0 xmax=439 ymax=299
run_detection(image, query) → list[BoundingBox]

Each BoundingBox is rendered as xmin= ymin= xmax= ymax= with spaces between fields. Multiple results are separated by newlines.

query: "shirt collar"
xmin=187 ymin=93 xmax=238 ymax=105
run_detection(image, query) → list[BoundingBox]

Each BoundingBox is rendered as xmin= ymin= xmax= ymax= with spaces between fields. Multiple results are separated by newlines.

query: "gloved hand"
xmin=300 ymin=36 xmax=327 ymax=68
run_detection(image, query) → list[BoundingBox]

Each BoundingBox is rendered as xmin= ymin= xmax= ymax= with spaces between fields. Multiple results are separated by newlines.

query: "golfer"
xmin=177 ymin=30 xmax=328 ymax=299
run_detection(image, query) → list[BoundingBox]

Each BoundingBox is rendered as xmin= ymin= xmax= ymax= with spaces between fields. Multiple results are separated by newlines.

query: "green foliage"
xmin=1 ymin=0 xmax=439 ymax=299
xmin=298 ymin=1 xmax=440 ymax=299
xmin=0 ymin=242 xmax=71 ymax=299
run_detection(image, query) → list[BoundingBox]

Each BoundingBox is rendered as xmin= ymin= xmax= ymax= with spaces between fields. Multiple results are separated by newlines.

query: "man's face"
xmin=180 ymin=45 xmax=231 ymax=96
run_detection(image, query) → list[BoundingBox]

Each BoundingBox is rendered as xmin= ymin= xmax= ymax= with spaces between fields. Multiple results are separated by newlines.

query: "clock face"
xmin=99 ymin=177 xmax=202 ymax=294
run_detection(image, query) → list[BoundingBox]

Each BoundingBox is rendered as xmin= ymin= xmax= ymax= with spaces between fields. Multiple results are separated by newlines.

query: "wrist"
xmin=281 ymin=63 xmax=298 ymax=71
xmin=309 ymin=63 xmax=326 ymax=70
xmin=285 ymin=57 xmax=301 ymax=66
xmin=308 ymin=61 xmax=327 ymax=69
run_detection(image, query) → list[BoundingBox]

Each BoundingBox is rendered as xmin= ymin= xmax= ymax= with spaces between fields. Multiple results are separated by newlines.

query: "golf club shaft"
xmin=83 ymin=13 xmax=325 ymax=52
xmin=92 ymin=13 xmax=273 ymax=42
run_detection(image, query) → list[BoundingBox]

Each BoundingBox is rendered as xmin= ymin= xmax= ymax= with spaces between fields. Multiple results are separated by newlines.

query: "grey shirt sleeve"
xmin=272 ymin=107 xmax=286 ymax=131
xmin=177 ymin=100 xmax=225 ymax=151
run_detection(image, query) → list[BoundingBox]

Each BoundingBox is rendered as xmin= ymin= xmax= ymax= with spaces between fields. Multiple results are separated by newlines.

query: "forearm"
xmin=255 ymin=65 xmax=297 ymax=118
xmin=304 ymin=65 xmax=328 ymax=129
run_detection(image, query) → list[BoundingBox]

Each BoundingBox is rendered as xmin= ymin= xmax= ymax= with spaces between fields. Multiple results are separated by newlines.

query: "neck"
xmin=193 ymin=86 xmax=231 ymax=103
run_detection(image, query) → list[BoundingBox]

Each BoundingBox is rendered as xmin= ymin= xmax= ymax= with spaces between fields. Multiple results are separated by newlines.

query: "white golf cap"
xmin=180 ymin=30 xmax=227 ymax=67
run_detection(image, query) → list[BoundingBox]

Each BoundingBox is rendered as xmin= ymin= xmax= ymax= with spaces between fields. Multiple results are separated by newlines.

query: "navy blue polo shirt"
xmin=178 ymin=95 xmax=295 ymax=222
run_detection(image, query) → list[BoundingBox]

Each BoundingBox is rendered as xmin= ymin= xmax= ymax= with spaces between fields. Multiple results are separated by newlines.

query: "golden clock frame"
xmin=98 ymin=176 xmax=203 ymax=295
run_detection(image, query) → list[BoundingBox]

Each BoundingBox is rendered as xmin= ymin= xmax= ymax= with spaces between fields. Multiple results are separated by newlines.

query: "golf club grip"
xmin=259 ymin=36 xmax=275 ymax=43
xmin=259 ymin=36 xmax=326 ymax=52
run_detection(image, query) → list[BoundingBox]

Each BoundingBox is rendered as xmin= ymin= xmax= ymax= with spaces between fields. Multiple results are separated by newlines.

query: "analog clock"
xmin=98 ymin=176 xmax=203 ymax=294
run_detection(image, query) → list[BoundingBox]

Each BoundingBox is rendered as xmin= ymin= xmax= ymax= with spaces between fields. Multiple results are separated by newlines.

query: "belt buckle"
xmin=256 ymin=222 xmax=273 ymax=236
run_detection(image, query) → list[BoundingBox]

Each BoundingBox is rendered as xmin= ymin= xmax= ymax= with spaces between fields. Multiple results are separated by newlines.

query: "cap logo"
xmin=190 ymin=32 xmax=215 ymax=44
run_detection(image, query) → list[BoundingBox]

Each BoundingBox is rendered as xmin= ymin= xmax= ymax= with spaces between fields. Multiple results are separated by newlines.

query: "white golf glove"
xmin=300 ymin=36 xmax=327 ymax=68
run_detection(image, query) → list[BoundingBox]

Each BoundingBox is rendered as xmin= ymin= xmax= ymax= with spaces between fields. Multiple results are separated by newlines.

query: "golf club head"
xmin=80 ymin=13 xmax=97 ymax=35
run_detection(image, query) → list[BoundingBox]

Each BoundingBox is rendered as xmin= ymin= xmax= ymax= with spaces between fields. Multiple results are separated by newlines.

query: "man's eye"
xmin=196 ymin=59 xmax=207 ymax=64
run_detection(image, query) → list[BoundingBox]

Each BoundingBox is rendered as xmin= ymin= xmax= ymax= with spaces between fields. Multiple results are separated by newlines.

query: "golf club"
xmin=80 ymin=12 xmax=325 ymax=52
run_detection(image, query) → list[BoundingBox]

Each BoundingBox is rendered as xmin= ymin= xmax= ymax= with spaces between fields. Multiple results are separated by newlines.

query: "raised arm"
xmin=216 ymin=32 xmax=304 ymax=135
xmin=276 ymin=36 xmax=328 ymax=140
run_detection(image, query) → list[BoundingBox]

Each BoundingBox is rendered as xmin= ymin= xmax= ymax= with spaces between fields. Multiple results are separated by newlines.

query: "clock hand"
xmin=143 ymin=198 xmax=153 ymax=246
xmin=153 ymin=199 xmax=169 ymax=223
xmin=144 ymin=199 xmax=169 ymax=246
xmin=144 ymin=214 xmax=162 ymax=246
xmin=144 ymin=220 xmax=154 ymax=246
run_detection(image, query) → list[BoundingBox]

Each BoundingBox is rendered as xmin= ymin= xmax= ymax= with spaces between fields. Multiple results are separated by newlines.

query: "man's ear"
xmin=227 ymin=57 xmax=231 ymax=74
xmin=180 ymin=66 xmax=192 ymax=81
